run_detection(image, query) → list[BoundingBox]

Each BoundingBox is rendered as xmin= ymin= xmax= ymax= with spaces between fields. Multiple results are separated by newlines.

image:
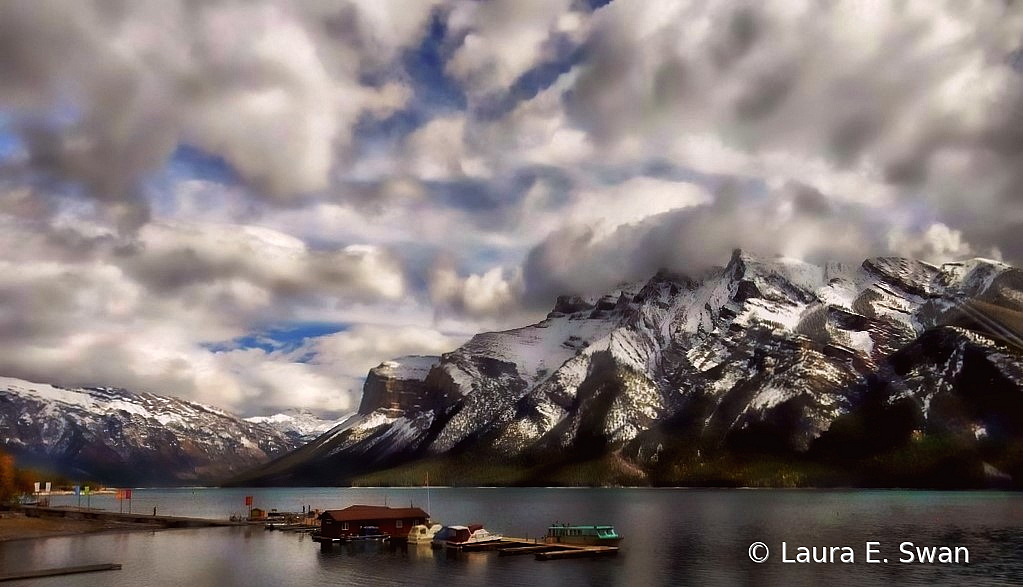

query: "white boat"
xmin=407 ymin=523 xmax=443 ymax=543
xmin=430 ymin=524 xmax=503 ymax=549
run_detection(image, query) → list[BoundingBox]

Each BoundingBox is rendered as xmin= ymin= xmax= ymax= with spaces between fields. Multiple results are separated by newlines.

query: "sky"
xmin=0 ymin=0 xmax=1022 ymax=417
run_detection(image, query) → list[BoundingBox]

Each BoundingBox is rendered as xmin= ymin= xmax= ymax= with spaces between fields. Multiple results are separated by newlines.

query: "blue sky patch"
xmin=352 ymin=10 xmax=467 ymax=158
xmin=205 ymin=321 xmax=349 ymax=358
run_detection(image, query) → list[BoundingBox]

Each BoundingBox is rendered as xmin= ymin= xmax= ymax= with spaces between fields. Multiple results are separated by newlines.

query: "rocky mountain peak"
xmin=234 ymin=253 xmax=1023 ymax=488
xmin=549 ymin=295 xmax=594 ymax=316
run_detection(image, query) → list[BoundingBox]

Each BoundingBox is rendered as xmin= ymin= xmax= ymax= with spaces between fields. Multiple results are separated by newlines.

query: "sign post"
xmin=84 ymin=486 xmax=91 ymax=509
xmin=126 ymin=489 xmax=132 ymax=514
xmin=245 ymin=495 xmax=253 ymax=520
xmin=74 ymin=485 xmax=81 ymax=509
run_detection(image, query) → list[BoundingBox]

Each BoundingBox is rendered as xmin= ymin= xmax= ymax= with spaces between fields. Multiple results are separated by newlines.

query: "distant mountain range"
xmin=232 ymin=251 xmax=1023 ymax=488
xmin=244 ymin=410 xmax=346 ymax=443
xmin=0 ymin=377 xmax=313 ymax=485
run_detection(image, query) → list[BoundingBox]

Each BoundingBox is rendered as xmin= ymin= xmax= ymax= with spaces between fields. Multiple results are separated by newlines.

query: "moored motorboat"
xmin=430 ymin=524 xmax=503 ymax=549
xmin=543 ymin=524 xmax=622 ymax=547
xmin=407 ymin=523 xmax=443 ymax=543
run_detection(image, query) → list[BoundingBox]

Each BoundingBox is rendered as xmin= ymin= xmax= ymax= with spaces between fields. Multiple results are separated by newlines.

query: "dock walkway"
xmin=449 ymin=536 xmax=620 ymax=560
xmin=14 ymin=505 xmax=242 ymax=528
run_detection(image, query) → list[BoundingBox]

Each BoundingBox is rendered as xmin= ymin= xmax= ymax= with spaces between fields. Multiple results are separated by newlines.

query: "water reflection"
xmin=4 ymin=489 xmax=1023 ymax=586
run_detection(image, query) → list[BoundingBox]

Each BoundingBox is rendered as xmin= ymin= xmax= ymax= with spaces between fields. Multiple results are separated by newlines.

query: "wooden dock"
xmin=448 ymin=537 xmax=620 ymax=560
xmin=535 ymin=545 xmax=619 ymax=560
xmin=459 ymin=537 xmax=532 ymax=552
xmin=498 ymin=544 xmax=558 ymax=556
xmin=0 ymin=563 xmax=122 ymax=582
xmin=313 ymin=533 xmax=621 ymax=561
xmin=14 ymin=505 xmax=243 ymax=529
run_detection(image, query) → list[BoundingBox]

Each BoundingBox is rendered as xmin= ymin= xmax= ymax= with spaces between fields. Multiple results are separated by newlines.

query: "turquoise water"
xmin=3 ymin=488 xmax=1023 ymax=585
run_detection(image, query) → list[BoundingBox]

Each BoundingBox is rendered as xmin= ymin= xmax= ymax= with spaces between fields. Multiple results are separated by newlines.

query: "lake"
xmin=2 ymin=488 xmax=1023 ymax=586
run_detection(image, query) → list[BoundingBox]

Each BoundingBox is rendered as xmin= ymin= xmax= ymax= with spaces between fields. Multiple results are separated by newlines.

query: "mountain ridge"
xmin=244 ymin=410 xmax=345 ymax=443
xmin=0 ymin=376 xmax=302 ymax=485
xmin=232 ymin=250 xmax=1023 ymax=488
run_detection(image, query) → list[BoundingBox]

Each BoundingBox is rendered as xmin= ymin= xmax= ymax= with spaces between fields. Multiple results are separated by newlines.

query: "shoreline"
xmin=0 ymin=511 xmax=162 ymax=542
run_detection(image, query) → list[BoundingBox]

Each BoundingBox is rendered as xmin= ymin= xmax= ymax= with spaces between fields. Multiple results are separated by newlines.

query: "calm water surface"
xmin=2 ymin=488 xmax=1023 ymax=586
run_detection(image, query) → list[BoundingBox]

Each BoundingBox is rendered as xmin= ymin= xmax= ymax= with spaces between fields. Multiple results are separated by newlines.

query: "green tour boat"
xmin=543 ymin=524 xmax=622 ymax=546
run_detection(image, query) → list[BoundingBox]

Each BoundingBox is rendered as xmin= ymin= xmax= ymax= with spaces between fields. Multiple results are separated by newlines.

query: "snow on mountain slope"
xmin=0 ymin=376 xmax=299 ymax=484
xmin=238 ymin=251 xmax=1023 ymax=487
xmin=245 ymin=410 xmax=345 ymax=442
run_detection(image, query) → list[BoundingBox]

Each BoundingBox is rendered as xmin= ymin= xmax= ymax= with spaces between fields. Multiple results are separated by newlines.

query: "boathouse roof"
xmin=319 ymin=505 xmax=428 ymax=522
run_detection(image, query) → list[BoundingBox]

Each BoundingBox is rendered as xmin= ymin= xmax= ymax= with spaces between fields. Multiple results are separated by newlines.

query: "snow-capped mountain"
xmin=0 ymin=377 xmax=300 ymax=485
xmin=235 ymin=250 xmax=1023 ymax=488
xmin=245 ymin=410 xmax=345 ymax=443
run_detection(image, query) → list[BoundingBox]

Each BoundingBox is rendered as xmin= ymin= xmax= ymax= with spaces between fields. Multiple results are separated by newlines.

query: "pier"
xmin=313 ymin=533 xmax=621 ymax=560
xmin=447 ymin=537 xmax=620 ymax=560
xmin=534 ymin=545 xmax=619 ymax=560
xmin=13 ymin=505 xmax=243 ymax=529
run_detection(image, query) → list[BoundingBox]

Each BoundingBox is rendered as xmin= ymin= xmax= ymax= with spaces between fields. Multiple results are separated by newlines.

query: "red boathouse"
xmin=317 ymin=505 xmax=429 ymax=540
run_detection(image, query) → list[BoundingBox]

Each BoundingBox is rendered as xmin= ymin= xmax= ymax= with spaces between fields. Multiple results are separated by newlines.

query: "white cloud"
xmin=570 ymin=176 xmax=712 ymax=237
xmin=302 ymin=324 xmax=466 ymax=380
xmin=446 ymin=0 xmax=578 ymax=100
xmin=887 ymin=222 xmax=1000 ymax=265
xmin=0 ymin=0 xmax=428 ymax=217
xmin=123 ymin=221 xmax=407 ymax=305
xmin=0 ymin=211 xmax=421 ymax=415
xmin=402 ymin=115 xmax=491 ymax=180
xmin=429 ymin=262 xmax=524 ymax=319
xmin=563 ymin=0 xmax=1023 ymax=252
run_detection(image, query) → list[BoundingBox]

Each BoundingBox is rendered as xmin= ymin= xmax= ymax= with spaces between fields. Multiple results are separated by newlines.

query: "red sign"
xmin=125 ymin=489 xmax=132 ymax=500
xmin=245 ymin=495 xmax=253 ymax=506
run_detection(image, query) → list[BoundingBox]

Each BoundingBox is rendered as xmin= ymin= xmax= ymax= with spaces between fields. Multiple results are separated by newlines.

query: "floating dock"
xmin=535 ymin=545 xmax=619 ymax=560
xmin=0 ymin=563 xmax=122 ymax=582
xmin=497 ymin=544 xmax=560 ymax=556
xmin=311 ymin=531 xmax=620 ymax=560
xmin=448 ymin=537 xmax=620 ymax=560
